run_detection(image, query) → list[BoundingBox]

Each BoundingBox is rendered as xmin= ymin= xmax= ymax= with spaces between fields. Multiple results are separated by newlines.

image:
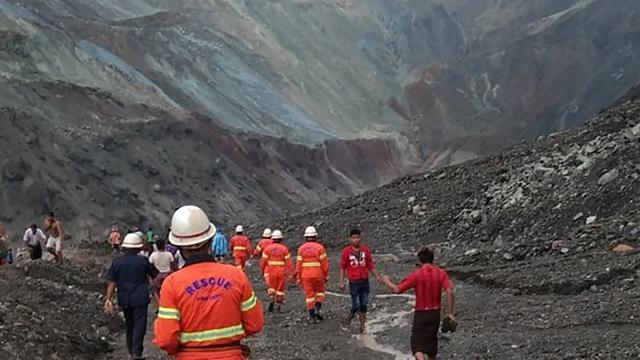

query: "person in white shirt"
xmin=23 ymin=224 xmax=45 ymax=260
xmin=148 ymin=240 xmax=175 ymax=302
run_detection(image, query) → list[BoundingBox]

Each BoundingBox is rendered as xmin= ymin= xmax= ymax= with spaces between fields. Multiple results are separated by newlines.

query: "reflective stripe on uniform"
xmin=158 ymin=307 xmax=180 ymax=320
xmin=276 ymin=291 xmax=285 ymax=296
xmin=296 ymin=256 xmax=303 ymax=261
xmin=268 ymin=260 xmax=285 ymax=266
xmin=302 ymin=262 xmax=321 ymax=267
xmin=316 ymin=292 xmax=325 ymax=298
xmin=319 ymin=253 xmax=327 ymax=260
xmin=241 ymin=293 xmax=258 ymax=312
xmin=234 ymin=246 xmax=247 ymax=251
xmin=284 ymin=254 xmax=291 ymax=260
xmin=179 ymin=324 xmax=245 ymax=343
xmin=262 ymin=253 xmax=269 ymax=259
xmin=305 ymin=297 xmax=316 ymax=303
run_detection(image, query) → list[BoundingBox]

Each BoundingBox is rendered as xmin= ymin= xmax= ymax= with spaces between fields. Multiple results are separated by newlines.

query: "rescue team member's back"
xmin=154 ymin=206 xmax=263 ymax=360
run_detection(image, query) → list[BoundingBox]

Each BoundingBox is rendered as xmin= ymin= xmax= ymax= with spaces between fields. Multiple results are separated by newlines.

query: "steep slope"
xmin=261 ymin=85 xmax=640 ymax=266
xmin=0 ymin=80 xmax=415 ymax=238
xmin=1 ymin=0 xmax=640 ymax=238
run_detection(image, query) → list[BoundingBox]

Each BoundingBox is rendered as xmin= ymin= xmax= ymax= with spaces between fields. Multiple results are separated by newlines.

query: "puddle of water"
xmin=326 ymin=291 xmax=415 ymax=359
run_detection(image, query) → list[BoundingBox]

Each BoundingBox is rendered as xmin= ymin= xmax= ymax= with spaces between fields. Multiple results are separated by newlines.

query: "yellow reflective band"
xmin=234 ymin=246 xmax=247 ymax=251
xmin=305 ymin=297 xmax=316 ymax=303
xmin=256 ymin=245 xmax=262 ymax=251
xmin=316 ymin=292 xmax=325 ymax=297
xmin=268 ymin=261 xmax=286 ymax=266
xmin=179 ymin=324 xmax=245 ymax=343
xmin=296 ymin=256 xmax=303 ymax=261
xmin=302 ymin=262 xmax=321 ymax=267
xmin=319 ymin=253 xmax=327 ymax=260
xmin=284 ymin=254 xmax=291 ymax=260
xmin=241 ymin=293 xmax=258 ymax=312
xmin=158 ymin=307 xmax=180 ymax=320
xmin=262 ymin=253 xmax=269 ymax=259
xmin=276 ymin=291 xmax=285 ymax=296
xmin=267 ymin=288 xmax=276 ymax=294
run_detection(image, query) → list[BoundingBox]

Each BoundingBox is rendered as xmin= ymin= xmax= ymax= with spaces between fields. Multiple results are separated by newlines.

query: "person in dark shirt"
xmin=104 ymin=233 xmax=159 ymax=359
xmin=383 ymin=247 xmax=455 ymax=360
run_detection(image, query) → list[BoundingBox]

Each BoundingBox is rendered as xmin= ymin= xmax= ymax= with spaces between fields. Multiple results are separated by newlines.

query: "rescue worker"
xmin=154 ymin=206 xmax=264 ymax=359
xmin=383 ymin=247 xmax=455 ymax=360
xmin=339 ymin=228 xmax=382 ymax=334
xmin=229 ymin=225 xmax=252 ymax=271
xmin=253 ymin=228 xmax=273 ymax=258
xmin=108 ymin=225 xmax=122 ymax=251
xmin=211 ymin=227 xmax=229 ymax=262
xmin=259 ymin=230 xmax=292 ymax=313
xmin=295 ymin=226 xmax=329 ymax=323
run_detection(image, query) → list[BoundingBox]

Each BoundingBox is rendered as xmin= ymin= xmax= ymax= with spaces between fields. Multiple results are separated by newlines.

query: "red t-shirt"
xmin=340 ymin=245 xmax=374 ymax=282
xmin=397 ymin=264 xmax=451 ymax=311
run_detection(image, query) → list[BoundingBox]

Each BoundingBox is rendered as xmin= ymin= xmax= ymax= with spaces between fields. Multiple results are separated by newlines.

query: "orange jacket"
xmin=229 ymin=235 xmax=252 ymax=258
xmin=296 ymin=242 xmax=329 ymax=280
xmin=154 ymin=255 xmax=263 ymax=357
xmin=254 ymin=238 xmax=273 ymax=257
xmin=260 ymin=243 xmax=292 ymax=276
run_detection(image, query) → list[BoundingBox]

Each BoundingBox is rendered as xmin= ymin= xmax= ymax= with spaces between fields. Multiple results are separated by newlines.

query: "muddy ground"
xmin=1 ymin=245 xmax=638 ymax=360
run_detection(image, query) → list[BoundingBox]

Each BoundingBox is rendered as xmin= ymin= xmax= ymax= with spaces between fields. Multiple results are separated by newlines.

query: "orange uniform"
xmin=296 ymin=242 xmax=329 ymax=310
xmin=254 ymin=238 xmax=273 ymax=258
xmin=229 ymin=235 xmax=252 ymax=270
xmin=154 ymin=255 xmax=263 ymax=359
xmin=260 ymin=243 xmax=292 ymax=303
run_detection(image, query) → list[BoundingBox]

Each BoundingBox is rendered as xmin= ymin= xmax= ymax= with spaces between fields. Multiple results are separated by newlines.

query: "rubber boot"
xmin=342 ymin=312 xmax=354 ymax=331
xmin=268 ymin=301 xmax=275 ymax=313
xmin=358 ymin=313 xmax=366 ymax=334
xmin=314 ymin=302 xmax=324 ymax=322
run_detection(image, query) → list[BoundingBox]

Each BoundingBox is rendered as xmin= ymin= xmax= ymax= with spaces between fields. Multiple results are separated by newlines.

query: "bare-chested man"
xmin=44 ymin=212 xmax=64 ymax=264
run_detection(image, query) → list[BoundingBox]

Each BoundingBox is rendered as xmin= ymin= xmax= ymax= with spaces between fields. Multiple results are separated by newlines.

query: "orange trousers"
xmin=266 ymin=271 xmax=286 ymax=303
xmin=301 ymin=277 xmax=325 ymax=310
xmin=234 ymin=254 xmax=248 ymax=270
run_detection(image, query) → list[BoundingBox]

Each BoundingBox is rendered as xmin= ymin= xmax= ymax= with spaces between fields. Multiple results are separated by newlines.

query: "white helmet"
xmin=262 ymin=228 xmax=272 ymax=238
xmin=169 ymin=205 xmax=217 ymax=247
xmin=304 ymin=226 xmax=318 ymax=238
xmin=272 ymin=230 xmax=283 ymax=240
xmin=121 ymin=233 xmax=144 ymax=249
xmin=235 ymin=225 xmax=244 ymax=233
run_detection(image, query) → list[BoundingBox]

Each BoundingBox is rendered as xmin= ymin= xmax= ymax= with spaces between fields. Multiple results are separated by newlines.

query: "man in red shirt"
xmin=383 ymin=247 xmax=455 ymax=360
xmin=339 ymin=228 xmax=381 ymax=334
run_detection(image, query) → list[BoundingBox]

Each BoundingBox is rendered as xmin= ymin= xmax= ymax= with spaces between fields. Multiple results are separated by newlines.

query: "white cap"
xmin=272 ymin=230 xmax=283 ymax=240
xmin=262 ymin=228 xmax=272 ymax=238
xmin=121 ymin=233 xmax=144 ymax=249
xmin=169 ymin=206 xmax=217 ymax=247
xmin=304 ymin=226 xmax=317 ymax=238
xmin=235 ymin=225 xmax=244 ymax=233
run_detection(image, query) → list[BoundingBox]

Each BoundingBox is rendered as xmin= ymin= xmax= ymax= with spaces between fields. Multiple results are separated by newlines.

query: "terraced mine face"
xmin=1 ymin=0 xmax=639 ymax=235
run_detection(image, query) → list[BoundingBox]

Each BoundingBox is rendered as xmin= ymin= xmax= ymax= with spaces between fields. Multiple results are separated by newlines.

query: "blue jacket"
xmin=211 ymin=229 xmax=228 ymax=256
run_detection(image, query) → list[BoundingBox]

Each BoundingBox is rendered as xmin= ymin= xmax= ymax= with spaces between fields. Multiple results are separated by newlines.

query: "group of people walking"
xmin=0 ymin=213 xmax=65 ymax=266
xmin=104 ymin=205 xmax=455 ymax=360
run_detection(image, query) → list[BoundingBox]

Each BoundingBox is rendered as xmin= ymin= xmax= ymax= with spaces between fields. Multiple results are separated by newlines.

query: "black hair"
xmin=156 ymin=240 xmax=165 ymax=250
xmin=30 ymin=224 xmax=37 ymax=229
xmin=418 ymin=247 xmax=434 ymax=264
xmin=48 ymin=212 xmax=55 ymax=218
xmin=349 ymin=228 xmax=362 ymax=237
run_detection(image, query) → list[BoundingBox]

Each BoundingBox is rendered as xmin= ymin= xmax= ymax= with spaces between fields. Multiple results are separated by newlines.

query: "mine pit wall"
xmin=0 ymin=86 xmax=419 ymax=244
